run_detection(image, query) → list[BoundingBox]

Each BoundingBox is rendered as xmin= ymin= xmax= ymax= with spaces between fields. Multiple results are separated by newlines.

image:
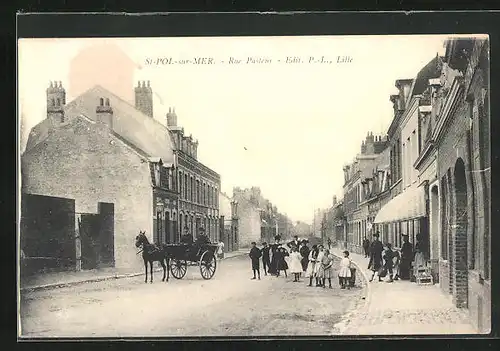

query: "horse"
xmin=135 ymin=231 xmax=170 ymax=283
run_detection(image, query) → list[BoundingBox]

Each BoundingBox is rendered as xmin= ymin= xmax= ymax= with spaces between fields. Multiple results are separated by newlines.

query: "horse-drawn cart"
xmin=165 ymin=242 xmax=218 ymax=280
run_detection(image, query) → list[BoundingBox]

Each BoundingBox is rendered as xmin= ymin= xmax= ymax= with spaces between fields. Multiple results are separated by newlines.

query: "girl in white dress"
xmin=305 ymin=245 xmax=319 ymax=286
xmin=314 ymin=245 xmax=325 ymax=287
xmin=289 ymin=247 xmax=303 ymax=282
xmin=338 ymin=250 xmax=352 ymax=289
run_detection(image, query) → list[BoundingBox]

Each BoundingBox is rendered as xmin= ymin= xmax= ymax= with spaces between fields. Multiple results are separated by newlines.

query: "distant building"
xmin=219 ymin=192 xmax=239 ymax=252
xmin=232 ymin=187 xmax=261 ymax=248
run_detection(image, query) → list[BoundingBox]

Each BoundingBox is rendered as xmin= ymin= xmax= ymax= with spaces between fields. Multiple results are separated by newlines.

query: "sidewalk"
xmin=331 ymin=246 xmax=476 ymax=335
xmin=20 ymin=249 xmax=247 ymax=293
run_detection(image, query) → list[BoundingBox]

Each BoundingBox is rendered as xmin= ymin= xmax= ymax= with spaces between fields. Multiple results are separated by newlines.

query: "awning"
xmin=373 ymin=185 xmax=426 ymax=224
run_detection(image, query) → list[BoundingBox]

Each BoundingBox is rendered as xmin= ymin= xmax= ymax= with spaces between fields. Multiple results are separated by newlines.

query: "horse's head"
xmin=135 ymin=231 xmax=147 ymax=248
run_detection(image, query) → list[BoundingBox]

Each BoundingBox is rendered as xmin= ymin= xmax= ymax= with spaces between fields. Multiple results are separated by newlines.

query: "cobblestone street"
xmin=20 ymin=254 xmax=367 ymax=337
xmin=331 ymin=248 xmax=477 ymax=335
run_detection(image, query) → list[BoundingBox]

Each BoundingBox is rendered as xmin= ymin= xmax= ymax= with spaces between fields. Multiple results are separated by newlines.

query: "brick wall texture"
xmin=22 ymin=117 xmax=154 ymax=270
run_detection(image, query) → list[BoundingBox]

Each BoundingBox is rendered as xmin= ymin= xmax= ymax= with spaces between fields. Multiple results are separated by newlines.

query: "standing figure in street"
xmin=289 ymin=247 xmax=303 ymax=282
xmin=268 ymin=235 xmax=281 ymax=275
xmin=287 ymin=235 xmax=301 ymax=251
xmin=319 ymin=248 xmax=334 ymax=289
xmin=249 ymin=242 xmax=262 ymax=280
xmin=338 ymin=250 xmax=352 ymax=289
xmin=217 ymin=240 xmax=225 ymax=260
xmin=299 ymin=240 xmax=310 ymax=274
xmin=382 ymin=243 xmax=395 ymax=282
xmin=275 ymin=244 xmax=289 ymax=277
xmin=261 ymin=242 xmax=271 ymax=275
xmin=327 ymin=237 xmax=332 ymax=250
xmin=305 ymin=244 xmax=319 ymax=287
xmin=392 ymin=248 xmax=401 ymax=280
xmin=368 ymin=232 xmax=384 ymax=282
xmin=399 ymin=234 xmax=414 ymax=280
xmin=314 ymin=245 xmax=325 ymax=287
xmin=362 ymin=237 xmax=371 ymax=258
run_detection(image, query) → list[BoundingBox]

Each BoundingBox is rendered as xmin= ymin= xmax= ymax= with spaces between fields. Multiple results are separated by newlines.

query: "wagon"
xmin=165 ymin=242 xmax=218 ymax=280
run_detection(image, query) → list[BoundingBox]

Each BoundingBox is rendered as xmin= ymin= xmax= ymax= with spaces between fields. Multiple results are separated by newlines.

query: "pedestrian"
xmin=314 ymin=245 xmax=325 ymax=287
xmin=382 ymin=243 xmax=395 ymax=282
xmin=299 ymin=240 xmax=310 ymax=273
xmin=275 ymin=244 xmax=289 ymax=277
xmin=362 ymin=237 xmax=370 ymax=258
xmin=368 ymin=232 xmax=384 ymax=282
xmin=399 ymin=234 xmax=413 ymax=280
xmin=305 ymin=244 xmax=319 ymax=287
xmin=261 ymin=242 xmax=271 ymax=275
xmin=287 ymin=235 xmax=300 ymax=251
xmin=319 ymin=248 xmax=334 ymax=289
xmin=268 ymin=235 xmax=281 ymax=275
xmin=289 ymin=247 xmax=303 ymax=282
xmin=217 ymin=240 xmax=225 ymax=260
xmin=392 ymin=248 xmax=401 ymax=280
xmin=338 ymin=250 xmax=352 ymax=289
xmin=249 ymin=242 xmax=262 ymax=280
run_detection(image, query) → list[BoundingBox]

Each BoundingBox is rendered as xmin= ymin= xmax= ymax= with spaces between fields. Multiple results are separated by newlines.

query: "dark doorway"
xmin=453 ymin=158 xmax=468 ymax=308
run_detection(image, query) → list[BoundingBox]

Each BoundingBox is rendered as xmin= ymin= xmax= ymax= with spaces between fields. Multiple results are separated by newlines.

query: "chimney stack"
xmin=47 ymin=81 xmax=66 ymax=123
xmin=134 ymin=80 xmax=153 ymax=117
xmin=96 ymin=97 xmax=113 ymax=129
xmin=166 ymin=106 xmax=178 ymax=127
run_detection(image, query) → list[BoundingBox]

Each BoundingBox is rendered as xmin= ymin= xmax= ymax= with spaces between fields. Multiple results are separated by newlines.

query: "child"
xmin=275 ymin=244 xmax=289 ymax=277
xmin=314 ymin=245 xmax=325 ymax=287
xmin=319 ymin=249 xmax=334 ymax=288
xmin=249 ymin=242 xmax=262 ymax=280
xmin=288 ymin=247 xmax=303 ymax=282
xmin=305 ymin=245 xmax=319 ymax=287
xmin=338 ymin=250 xmax=352 ymax=289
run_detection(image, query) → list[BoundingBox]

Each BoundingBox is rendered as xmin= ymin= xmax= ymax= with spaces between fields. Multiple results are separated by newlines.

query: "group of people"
xmin=248 ymin=235 xmax=354 ymax=289
xmin=365 ymin=231 xmax=424 ymax=283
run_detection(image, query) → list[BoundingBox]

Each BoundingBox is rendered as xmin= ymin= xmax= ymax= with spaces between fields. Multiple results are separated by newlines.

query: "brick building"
xmin=166 ymin=107 xmax=221 ymax=242
xmin=22 ymin=82 xmax=178 ymax=270
xmin=432 ymin=37 xmax=490 ymax=333
xmin=374 ymin=56 xmax=444 ymax=256
xmin=342 ymin=132 xmax=387 ymax=253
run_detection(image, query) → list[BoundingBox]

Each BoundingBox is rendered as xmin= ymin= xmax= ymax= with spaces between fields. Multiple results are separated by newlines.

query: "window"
xmin=184 ymin=174 xmax=188 ymax=199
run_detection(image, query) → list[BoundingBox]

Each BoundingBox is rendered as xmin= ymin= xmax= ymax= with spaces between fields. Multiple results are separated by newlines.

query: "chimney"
xmin=365 ymin=132 xmax=375 ymax=154
xmin=166 ymin=106 xmax=178 ymax=127
xmin=96 ymin=97 xmax=113 ymax=128
xmin=134 ymin=80 xmax=153 ymax=117
xmin=46 ymin=81 xmax=66 ymax=123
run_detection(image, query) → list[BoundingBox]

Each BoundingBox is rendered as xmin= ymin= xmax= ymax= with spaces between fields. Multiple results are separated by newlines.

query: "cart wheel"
xmin=199 ymin=251 xmax=217 ymax=280
xmin=170 ymin=259 xmax=187 ymax=279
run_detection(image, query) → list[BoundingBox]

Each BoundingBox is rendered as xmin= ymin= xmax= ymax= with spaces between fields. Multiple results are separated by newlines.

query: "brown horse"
xmin=135 ymin=231 xmax=170 ymax=283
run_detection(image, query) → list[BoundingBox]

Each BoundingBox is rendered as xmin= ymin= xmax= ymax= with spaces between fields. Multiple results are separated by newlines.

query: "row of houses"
xmin=21 ymin=80 xmax=241 ymax=272
xmin=323 ymin=37 xmax=490 ymax=333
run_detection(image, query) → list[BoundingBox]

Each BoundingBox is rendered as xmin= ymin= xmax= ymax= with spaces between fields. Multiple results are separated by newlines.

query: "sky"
xmin=18 ymin=35 xmax=450 ymax=224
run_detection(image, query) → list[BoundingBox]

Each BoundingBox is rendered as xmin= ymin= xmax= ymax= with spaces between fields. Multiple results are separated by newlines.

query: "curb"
xmin=21 ymin=251 xmax=247 ymax=293
xmin=331 ymin=250 xmax=373 ymax=335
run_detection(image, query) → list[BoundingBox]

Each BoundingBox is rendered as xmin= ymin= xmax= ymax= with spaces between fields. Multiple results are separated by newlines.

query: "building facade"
xmin=342 ymin=133 xmax=387 ymax=253
xmin=166 ymin=108 xmax=221 ymax=243
xmin=219 ymin=192 xmax=239 ymax=252
xmin=23 ymin=82 xmax=178 ymax=270
xmin=232 ymin=187 xmax=261 ymax=248
xmin=433 ymin=37 xmax=490 ymax=333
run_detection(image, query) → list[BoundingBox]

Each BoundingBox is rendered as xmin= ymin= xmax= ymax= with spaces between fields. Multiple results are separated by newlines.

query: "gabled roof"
xmin=409 ymin=55 xmax=444 ymax=99
xmin=26 ymin=85 xmax=175 ymax=163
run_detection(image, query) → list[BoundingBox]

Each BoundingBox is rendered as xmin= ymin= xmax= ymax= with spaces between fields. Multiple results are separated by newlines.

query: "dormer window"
xmin=154 ymin=163 xmax=161 ymax=187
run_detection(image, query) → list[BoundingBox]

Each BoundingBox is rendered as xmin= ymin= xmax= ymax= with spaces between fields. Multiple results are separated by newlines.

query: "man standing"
xmin=362 ymin=237 xmax=370 ymax=258
xmin=368 ymin=232 xmax=384 ymax=282
xmin=327 ymin=237 xmax=332 ymax=250
xmin=249 ymin=242 xmax=262 ymax=280
xmin=261 ymin=242 xmax=271 ymax=275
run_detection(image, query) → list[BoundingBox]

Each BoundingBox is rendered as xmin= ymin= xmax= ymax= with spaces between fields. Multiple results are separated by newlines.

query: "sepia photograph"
xmin=17 ymin=32 xmax=491 ymax=338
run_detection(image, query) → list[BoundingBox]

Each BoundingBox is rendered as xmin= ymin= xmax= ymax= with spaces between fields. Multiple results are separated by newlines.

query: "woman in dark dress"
xmin=268 ymin=235 xmax=281 ymax=275
xmin=299 ymin=240 xmax=310 ymax=273
xmin=368 ymin=232 xmax=384 ymax=282
xmin=399 ymin=234 xmax=413 ymax=280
